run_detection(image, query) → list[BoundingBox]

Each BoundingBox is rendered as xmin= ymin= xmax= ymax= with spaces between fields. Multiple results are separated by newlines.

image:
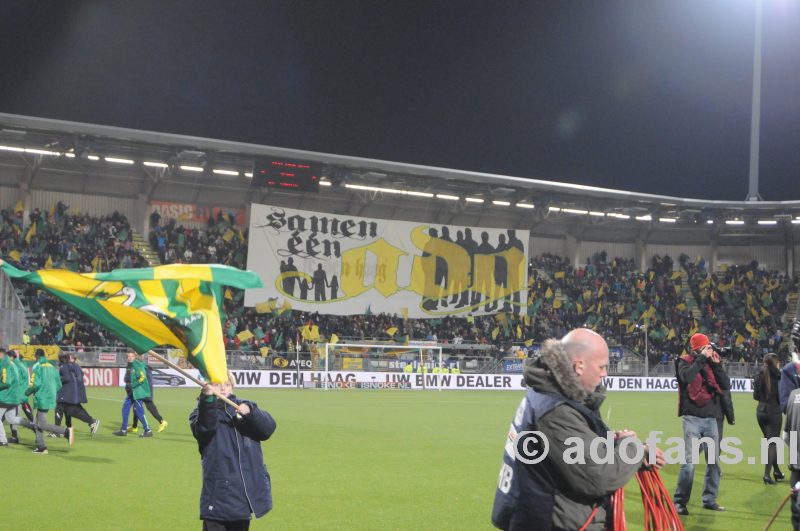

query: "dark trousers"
xmin=55 ymin=403 xmax=95 ymax=427
xmin=757 ymin=410 xmax=783 ymax=476
xmin=132 ymin=399 xmax=163 ymax=427
xmin=792 ymin=468 xmax=800 ymax=531
xmin=202 ymin=519 xmax=250 ymax=531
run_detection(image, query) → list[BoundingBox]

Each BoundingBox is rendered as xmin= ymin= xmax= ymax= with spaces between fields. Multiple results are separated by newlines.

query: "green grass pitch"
xmin=3 ymin=388 xmax=794 ymax=530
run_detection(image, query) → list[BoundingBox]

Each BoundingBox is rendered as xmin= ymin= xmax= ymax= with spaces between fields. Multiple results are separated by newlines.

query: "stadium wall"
xmin=30 ymin=189 xmax=141 ymax=224
xmin=530 ymin=236 xmax=565 ymax=256
xmin=577 ymin=241 xmax=636 ymax=265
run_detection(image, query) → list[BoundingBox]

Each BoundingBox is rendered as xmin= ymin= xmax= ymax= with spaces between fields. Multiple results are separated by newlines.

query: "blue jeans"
xmin=673 ymin=415 xmax=721 ymax=506
xmin=121 ymin=396 xmax=150 ymax=432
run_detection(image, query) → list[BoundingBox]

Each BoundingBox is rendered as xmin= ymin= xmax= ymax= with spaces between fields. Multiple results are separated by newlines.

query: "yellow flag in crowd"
xmin=667 ymin=328 xmax=676 ymax=340
xmin=224 ymin=288 xmax=233 ymax=300
xmin=255 ymin=300 xmax=275 ymax=313
xmin=400 ymin=307 xmax=409 ymax=319
xmin=44 ymin=255 xmax=53 ymax=269
xmin=496 ymin=312 xmax=508 ymax=325
xmin=259 ymin=346 xmax=270 ymax=356
xmin=222 ymin=228 xmax=235 ymax=242
xmin=554 ymin=271 xmax=565 ymax=279
xmin=491 ymin=327 xmax=500 ymax=340
xmin=524 ymin=339 xmax=534 ymax=347
xmin=745 ymin=322 xmax=757 ymax=335
xmin=237 ymin=329 xmax=254 ymax=342
xmin=330 ymin=333 xmax=339 ymax=345
xmin=553 ymin=299 xmax=562 ymax=309
xmin=386 ymin=327 xmax=398 ymax=337
xmin=671 ymin=271 xmax=682 ymax=280
xmin=64 ymin=321 xmax=75 ymax=336
xmin=25 ymin=222 xmax=37 ymax=244
xmin=545 ymin=287 xmax=553 ymax=299
xmin=14 ymin=200 xmax=23 ymax=214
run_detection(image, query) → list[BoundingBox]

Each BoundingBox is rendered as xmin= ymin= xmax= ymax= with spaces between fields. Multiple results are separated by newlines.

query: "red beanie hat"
xmin=690 ymin=333 xmax=710 ymax=351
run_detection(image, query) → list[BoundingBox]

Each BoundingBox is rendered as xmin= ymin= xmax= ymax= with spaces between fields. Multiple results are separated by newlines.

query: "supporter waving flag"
xmin=0 ymin=260 xmax=262 ymax=383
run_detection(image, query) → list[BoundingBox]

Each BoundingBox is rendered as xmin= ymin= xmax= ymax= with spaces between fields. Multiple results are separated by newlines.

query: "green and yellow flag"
xmin=0 ymin=261 xmax=262 ymax=383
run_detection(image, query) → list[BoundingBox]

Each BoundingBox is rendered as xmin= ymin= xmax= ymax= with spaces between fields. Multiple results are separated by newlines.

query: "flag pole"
xmin=145 ymin=350 xmax=240 ymax=409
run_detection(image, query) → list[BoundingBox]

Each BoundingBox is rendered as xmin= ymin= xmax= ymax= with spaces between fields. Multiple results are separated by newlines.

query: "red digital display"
xmin=252 ymin=158 xmax=320 ymax=192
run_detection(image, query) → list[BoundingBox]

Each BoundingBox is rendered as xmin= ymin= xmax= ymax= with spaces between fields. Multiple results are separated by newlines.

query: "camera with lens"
xmin=710 ymin=343 xmax=732 ymax=358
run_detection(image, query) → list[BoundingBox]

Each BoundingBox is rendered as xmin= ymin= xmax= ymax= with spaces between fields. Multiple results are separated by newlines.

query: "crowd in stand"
xmin=4 ymin=208 xmax=799 ymax=366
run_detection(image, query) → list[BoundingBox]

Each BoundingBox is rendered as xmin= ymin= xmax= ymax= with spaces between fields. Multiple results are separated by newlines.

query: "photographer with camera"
xmin=780 ymin=319 xmax=800 ymax=530
xmin=779 ymin=320 xmax=800 ymax=413
xmin=673 ymin=333 xmax=730 ymax=515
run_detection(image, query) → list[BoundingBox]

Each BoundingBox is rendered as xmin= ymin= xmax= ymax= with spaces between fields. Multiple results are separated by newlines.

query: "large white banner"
xmin=124 ymin=369 xmax=755 ymax=392
xmin=244 ymin=204 xmax=529 ymax=318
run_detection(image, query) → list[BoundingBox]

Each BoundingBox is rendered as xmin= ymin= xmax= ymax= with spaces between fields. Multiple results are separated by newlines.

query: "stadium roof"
xmin=0 ymin=112 xmax=798 ymax=246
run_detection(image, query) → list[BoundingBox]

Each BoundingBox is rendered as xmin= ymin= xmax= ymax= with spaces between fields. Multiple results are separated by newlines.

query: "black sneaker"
xmin=32 ymin=447 xmax=48 ymax=454
xmin=9 ymin=436 xmax=19 ymax=444
xmin=112 ymin=430 xmax=127 ymax=437
xmin=140 ymin=430 xmax=154 ymax=438
xmin=674 ymin=503 xmax=689 ymax=515
xmin=703 ymin=503 xmax=725 ymax=512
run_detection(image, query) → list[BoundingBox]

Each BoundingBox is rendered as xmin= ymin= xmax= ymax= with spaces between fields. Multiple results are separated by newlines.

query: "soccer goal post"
xmin=317 ymin=342 xmax=443 ymax=390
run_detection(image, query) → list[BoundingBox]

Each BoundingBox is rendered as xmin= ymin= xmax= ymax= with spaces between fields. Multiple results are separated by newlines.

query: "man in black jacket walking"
xmin=190 ymin=373 xmax=276 ymax=530
xmin=55 ymin=354 xmax=99 ymax=435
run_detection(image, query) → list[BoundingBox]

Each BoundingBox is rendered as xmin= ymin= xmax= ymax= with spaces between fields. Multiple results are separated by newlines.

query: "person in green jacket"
xmin=26 ymin=349 xmax=74 ymax=453
xmin=113 ymin=352 xmax=153 ymax=437
xmin=0 ymin=349 xmax=36 ymax=445
xmin=11 ymin=350 xmax=35 ymax=424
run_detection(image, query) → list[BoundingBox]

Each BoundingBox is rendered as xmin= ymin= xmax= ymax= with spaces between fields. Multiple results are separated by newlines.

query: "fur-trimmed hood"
xmin=523 ymin=338 xmax=605 ymax=409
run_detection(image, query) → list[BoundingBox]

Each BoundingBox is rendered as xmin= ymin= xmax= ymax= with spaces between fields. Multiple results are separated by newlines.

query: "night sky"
xmin=0 ymin=1 xmax=798 ymax=201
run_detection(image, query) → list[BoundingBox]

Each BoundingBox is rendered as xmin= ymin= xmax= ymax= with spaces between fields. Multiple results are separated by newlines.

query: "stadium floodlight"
xmin=793 ymin=218 xmax=800 ymax=224
xmin=436 ymin=194 xmax=459 ymax=201
xmin=757 ymin=220 xmax=777 ymax=225
xmin=706 ymin=219 xmax=714 ymax=224
xmin=105 ymin=156 xmax=134 ymax=164
xmin=0 ymin=145 xmax=24 ymax=152
xmin=87 ymin=155 xmax=100 ymax=161
xmin=492 ymin=200 xmax=510 ymax=206
xmin=608 ymin=213 xmax=630 ymax=219
xmin=589 ymin=211 xmax=605 ymax=217
xmin=180 ymin=165 xmax=204 ymax=172
xmin=659 ymin=217 xmax=677 ymax=223
xmin=63 ymin=153 xmax=75 ymax=158
xmin=406 ymin=190 xmax=434 ymax=198
xmin=143 ymin=161 xmax=168 ymax=168
xmin=244 ymin=172 xmax=253 ymax=178
xmin=212 ymin=169 xmax=240 ymax=176
xmin=562 ymin=208 xmax=588 ymax=215
xmin=465 ymin=197 xmax=484 ymax=203
xmin=319 ymin=180 xmax=332 ymax=187
xmin=635 ymin=215 xmax=652 ymax=221
xmin=516 ymin=203 xmax=534 ymax=209
xmin=548 ymin=206 xmax=561 ymax=212
xmin=25 ymin=148 xmax=62 ymax=156
xmin=725 ymin=219 xmax=745 ymax=225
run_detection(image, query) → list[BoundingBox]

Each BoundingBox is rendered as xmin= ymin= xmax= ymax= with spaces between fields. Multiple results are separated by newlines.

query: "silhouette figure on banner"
xmin=312 ymin=264 xmax=330 ymax=301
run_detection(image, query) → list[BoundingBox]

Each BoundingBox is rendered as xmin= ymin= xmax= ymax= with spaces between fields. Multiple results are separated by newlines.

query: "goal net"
xmin=307 ymin=343 xmax=444 ymax=390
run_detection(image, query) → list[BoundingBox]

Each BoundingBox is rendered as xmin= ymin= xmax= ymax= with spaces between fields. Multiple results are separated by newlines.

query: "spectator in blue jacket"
xmin=190 ymin=373 xmax=276 ymax=530
xmin=778 ymin=321 xmax=800 ymax=413
xmin=55 ymin=354 xmax=99 ymax=435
